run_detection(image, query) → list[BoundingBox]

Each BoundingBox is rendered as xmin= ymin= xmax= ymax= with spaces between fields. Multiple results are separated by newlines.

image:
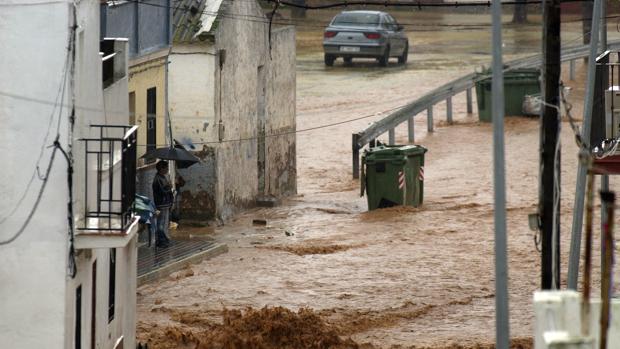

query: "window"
xmin=91 ymin=261 xmax=97 ymax=349
xmin=146 ymin=87 xmax=157 ymax=154
xmin=333 ymin=13 xmax=380 ymax=27
xmin=108 ymin=249 xmax=116 ymax=323
xmin=75 ymin=285 xmax=82 ymax=349
xmin=128 ymin=92 xmax=136 ymax=125
xmin=383 ymin=15 xmax=397 ymax=31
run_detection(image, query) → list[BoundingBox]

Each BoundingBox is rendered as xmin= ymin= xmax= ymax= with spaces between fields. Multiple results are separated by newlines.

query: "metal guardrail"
xmin=352 ymin=40 xmax=620 ymax=178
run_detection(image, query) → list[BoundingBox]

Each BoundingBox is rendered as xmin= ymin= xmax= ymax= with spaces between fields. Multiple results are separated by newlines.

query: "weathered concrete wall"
xmin=168 ymin=0 xmax=296 ymax=221
xmin=213 ymin=0 xmax=269 ymax=219
xmin=177 ymin=145 xmax=218 ymax=220
xmin=265 ymin=27 xmax=297 ymax=197
xmin=168 ymin=44 xmax=217 ymax=144
xmin=168 ymin=44 xmax=218 ymax=219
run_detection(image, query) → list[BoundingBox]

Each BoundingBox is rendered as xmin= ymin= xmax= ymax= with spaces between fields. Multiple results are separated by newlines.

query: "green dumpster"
xmin=475 ymin=68 xmax=541 ymax=122
xmin=361 ymin=145 xmax=427 ymax=210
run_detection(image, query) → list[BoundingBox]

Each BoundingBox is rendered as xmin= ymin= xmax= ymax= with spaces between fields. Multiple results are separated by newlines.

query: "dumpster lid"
xmin=365 ymin=145 xmax=427 ymax=158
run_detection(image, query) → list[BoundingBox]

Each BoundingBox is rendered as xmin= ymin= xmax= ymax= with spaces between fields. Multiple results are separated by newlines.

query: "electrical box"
xmin=605 ymin=86 xmax=620 ymax=139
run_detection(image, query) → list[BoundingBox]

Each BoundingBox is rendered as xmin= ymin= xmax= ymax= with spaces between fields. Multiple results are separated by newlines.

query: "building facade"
xmin=101 ymin=0 xmax=172 ymax=160
xmin=170 ymin=0 xmax=297 ymax=220
xmin=0 ymin=2 xmax=138 ymax=348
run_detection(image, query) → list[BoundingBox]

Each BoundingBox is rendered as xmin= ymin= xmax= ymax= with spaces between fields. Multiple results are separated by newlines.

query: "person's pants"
xmin=156 ymin=207 xmax=171 ymax=246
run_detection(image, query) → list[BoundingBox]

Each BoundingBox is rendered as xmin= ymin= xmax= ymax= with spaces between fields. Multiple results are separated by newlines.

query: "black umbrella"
xmin=141 ymin=145 xmax=200 ymax=169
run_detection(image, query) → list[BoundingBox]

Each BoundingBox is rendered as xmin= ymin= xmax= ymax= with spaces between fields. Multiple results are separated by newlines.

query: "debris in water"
xmin=252 ymin=219 xmax=268 ymax=226
xmin=138 ymin=306 xmax=368 ymax=349
xmin=260 ymin=244 xmax=364 ymax=256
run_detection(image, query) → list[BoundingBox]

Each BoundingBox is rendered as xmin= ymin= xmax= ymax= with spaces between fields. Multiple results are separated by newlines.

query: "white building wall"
xmin=0 ymin=3 xmax=72 ymax=348
xmin=0 ymin=2 xmax=136 ymax=349
xmin=168 ymin=44 xmax=217 ymax=144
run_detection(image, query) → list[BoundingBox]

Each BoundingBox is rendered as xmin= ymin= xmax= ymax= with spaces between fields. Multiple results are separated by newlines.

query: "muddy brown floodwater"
xmin=137 ymin=10 xmax=620 ymax=349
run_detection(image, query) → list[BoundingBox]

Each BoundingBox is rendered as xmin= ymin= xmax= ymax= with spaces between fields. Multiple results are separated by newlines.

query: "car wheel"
xmin=378 ymin=46 xmax=390 ymax=67
xmin=344 ymin=57 xmax=352 ymax=65
xmin=324 ymin=54 xmax=335 ymax=66
xmin=398 ymin=43 xmax=409 ymax=64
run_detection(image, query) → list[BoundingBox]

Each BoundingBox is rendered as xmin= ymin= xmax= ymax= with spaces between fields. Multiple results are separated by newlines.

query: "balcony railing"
xmin=79 ymin=125 xmax=138 ymax=232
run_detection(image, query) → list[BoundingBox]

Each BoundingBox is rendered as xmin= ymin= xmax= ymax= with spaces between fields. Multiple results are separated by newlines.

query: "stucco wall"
xmin=168 ymin=44 xmax=217 ymax=144
xmin=167 ymin=0 xmax=296 ymax=220
xmin=129 ymin=54 xmax=167 ymax=159
xmin=0 ymin=3 xmax=73 ymax=347
xmin=213 ymin=0 xmax=268 ymax=219
xmin=265 ymin=27 xmax=297 ymax=197
xmin=177 ymin=146 xmax=218 ymax=220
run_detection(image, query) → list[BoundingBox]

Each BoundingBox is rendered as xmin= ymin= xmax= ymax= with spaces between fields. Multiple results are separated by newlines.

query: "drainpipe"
xmin=218 ymin=49 xmax=226 ymax=142
xmin=165 ymin=48 xmax=176 ymax=192
xmin=165 ymin=48 xmax=172 ymax=147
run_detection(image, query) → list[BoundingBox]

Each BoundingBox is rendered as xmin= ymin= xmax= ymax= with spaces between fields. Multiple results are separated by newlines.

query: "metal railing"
xmin=79 ymin=125 xmax=138 ymax=232
xmin=351 ymin=40 xmax=620 ymax=178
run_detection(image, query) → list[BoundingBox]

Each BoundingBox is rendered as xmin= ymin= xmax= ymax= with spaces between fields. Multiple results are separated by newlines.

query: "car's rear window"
xmin=332 ymin=13 xmax=380 ymax=27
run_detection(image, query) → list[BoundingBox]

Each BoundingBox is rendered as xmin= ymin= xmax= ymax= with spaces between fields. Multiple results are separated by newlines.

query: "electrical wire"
xmin=66 ymin=5 xmax=78 ymax=278
xmin=0 ymin=0 xmax=70 ymax=6
xmin=0 ymin=140 xmax=61 ymax=246
xmin=0 ymin=7 xmax=78 ymax=253
xmin=123 ymin=0 xmax=608 ymax=32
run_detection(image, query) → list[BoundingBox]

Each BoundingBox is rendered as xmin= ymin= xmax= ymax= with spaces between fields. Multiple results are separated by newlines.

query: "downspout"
xmin=166 ymin=0 xmax=173 ymax=147
xmin=165 ymin=48 xmax=172 ymax=147
xmin=218 ymin=49 xmax=226 ymax=142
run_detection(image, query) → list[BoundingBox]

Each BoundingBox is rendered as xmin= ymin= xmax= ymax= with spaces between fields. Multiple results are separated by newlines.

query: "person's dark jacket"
xmin=152 ymin=173 xmax=173 ymax=208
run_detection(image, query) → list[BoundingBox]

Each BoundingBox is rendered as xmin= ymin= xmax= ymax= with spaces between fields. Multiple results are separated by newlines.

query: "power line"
xmin=269 ymin=0 xmax=552 ymax=9
xmin=0 ymin=0 xmax=69 ymax=6
xmin=0 ymin=140 xmax=61 ymax=246
xmin=127 ymin=0 xmax=604 ymax=32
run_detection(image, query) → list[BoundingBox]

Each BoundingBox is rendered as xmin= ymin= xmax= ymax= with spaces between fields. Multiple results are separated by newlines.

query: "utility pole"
xmin=491 ymin=0 xmax=510 ymax=347
xmin=540 ymin=0 xmax=561 ymax=290
xmin=600 ymin=0 xmax=609 ymax=277
xmin=567 ymin=0 xmax=603 ymax=290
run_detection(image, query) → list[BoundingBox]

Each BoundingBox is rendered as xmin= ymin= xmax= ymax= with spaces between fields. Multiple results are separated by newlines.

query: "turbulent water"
xmin=136 ymin=10 xmax=617 ymax=348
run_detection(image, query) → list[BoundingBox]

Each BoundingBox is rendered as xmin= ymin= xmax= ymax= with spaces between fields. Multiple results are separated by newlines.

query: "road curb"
xmin=137 ymin=243 xmax=229 ymax=286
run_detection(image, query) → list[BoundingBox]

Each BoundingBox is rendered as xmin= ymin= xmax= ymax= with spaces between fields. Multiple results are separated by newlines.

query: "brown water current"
xmin=136 ymin=10 xmax=620 ymax=349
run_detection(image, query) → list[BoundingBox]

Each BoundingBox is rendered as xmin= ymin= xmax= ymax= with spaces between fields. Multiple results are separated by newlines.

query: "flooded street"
xmin=136 ymin=10 xmax=618 ymax=348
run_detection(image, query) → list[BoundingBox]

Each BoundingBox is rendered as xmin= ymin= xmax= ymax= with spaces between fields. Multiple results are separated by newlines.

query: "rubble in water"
xmin=137 ymin=306 xmax=370 ymax=349
xmin=259 ymin=243 xmax=365 ymax=256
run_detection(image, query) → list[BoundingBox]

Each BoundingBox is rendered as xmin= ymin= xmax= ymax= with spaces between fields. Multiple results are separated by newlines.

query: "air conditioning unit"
xmin=605 ymin=86 xmax=620 ymax=139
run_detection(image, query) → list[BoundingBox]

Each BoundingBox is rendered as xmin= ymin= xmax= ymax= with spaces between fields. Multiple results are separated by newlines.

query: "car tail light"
xmin=364 ymin=32 xmax=381 ymax=39
xmin=324 ymin=31 xmax=337 ymax=38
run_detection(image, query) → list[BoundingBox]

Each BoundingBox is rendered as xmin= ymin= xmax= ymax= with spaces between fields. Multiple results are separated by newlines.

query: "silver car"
xmin=323 ymin=10 xmax=409 ymax=67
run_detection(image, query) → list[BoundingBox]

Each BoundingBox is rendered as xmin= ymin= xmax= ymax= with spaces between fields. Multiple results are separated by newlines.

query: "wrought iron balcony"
xmin=75 ymin=125 xmax=139 ymax=249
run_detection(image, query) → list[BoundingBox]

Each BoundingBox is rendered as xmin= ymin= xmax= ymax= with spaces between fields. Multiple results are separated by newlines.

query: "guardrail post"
xmin=352 ymin=133 xmax=360 ymax=179
xmin=388 ymin=128 xmax=395 ymax=145
xmin=569 ymin=59 xmax=575 ymax=81
xmin=427 ymin=106 xmax=434 ymax=132
xmin=447 ymin=97 xmax=453 ymax=124
xmin=466 ymin=88 xmax=473 ymax=114
xmin=407 ymin=116 xmax=415 ymax=143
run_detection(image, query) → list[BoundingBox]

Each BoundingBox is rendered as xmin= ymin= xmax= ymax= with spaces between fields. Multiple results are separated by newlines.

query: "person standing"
xmin=152 ymin=160 xmax=173 ymax=248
